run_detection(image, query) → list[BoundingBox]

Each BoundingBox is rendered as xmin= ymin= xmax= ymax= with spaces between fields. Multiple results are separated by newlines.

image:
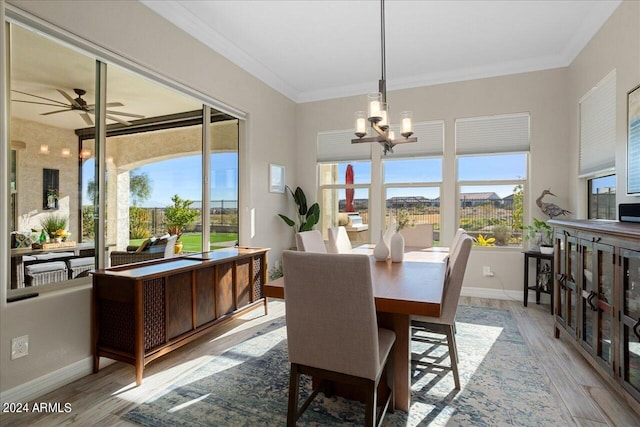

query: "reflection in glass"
xmin=210 ymin=120 xmax=239 ymax=249
xmin=625 ymin=255 xmax=640 ymax=320
xmin=599 ymin=309 xmax=611 ymax=362
xmin=626 ymin=325 xmax=640 ymax=391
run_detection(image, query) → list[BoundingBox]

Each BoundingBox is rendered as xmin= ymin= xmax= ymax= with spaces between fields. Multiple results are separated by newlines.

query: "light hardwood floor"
xmin=1 ymin=297 xmax=640 ymax=426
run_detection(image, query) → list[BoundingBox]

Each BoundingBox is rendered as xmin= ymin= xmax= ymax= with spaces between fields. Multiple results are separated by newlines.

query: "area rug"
xmin=123 ymin=306 xmax=568 ymax=426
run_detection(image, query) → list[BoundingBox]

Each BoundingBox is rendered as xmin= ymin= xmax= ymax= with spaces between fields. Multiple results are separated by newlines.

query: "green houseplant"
xmin=278 ymin=186 xmax=320 ymax=232
xmin=164 ymin=194 xmax=199 ymax=253
xmin=40 ymin=213 xmax=68 ymax=241
xmin=524 ymin=218 xmax=553 ymax=251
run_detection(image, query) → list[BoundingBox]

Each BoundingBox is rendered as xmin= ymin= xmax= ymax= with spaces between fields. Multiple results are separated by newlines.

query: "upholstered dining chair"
xmin=282 ymin=251 xmax=395 ymax=426
xmin=327 ymin=226 xmax=353 ymax=253
xmin=449 ymin=228 xmax=466 ymax=256
xmin=295 ymin=230 xmax=327 ymax=253
xmin=410 ymin=234 xmax=472 ymax=390
xmin=399 ymin=223 xmax=433 ymax=248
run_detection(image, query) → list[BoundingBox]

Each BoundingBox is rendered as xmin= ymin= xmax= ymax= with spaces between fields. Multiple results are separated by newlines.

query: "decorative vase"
xmin=384 ymin=215 xmax=396 ymax=248
xmin=174 ymin=241 xmax=184 ymax=255
xmin=373 ymin=231 xmax=390 ymax=261
xmin=390 ymin=231 xmax=405 ymax=262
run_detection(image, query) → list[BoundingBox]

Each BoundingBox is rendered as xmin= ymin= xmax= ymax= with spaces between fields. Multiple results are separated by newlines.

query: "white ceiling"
xmin=142 ymin=0 xmax=621 ymax=103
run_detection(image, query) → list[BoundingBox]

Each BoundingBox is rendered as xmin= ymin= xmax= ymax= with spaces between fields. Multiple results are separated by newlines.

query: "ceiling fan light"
xmin=61 ymin=147 xmax=71 ymax=157
xmin=40 ymin=144 xmax=49 ymax=154
xmin=79 ymin=148 xmax=92 ymax=159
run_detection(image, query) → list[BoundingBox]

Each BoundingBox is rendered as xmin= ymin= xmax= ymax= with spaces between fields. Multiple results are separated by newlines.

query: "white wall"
xmin=567 ymin=0 xmax=640 ymax=216
xmin=1 ymin=0 xmax=296 ymax=396
xmin=296 ymin=68 xmax=571 ymax=295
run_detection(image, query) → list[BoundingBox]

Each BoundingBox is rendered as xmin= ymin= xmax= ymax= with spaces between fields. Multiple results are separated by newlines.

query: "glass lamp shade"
xmin=355 ymin=111 xmax=367 ymax=138
xmin=367 ymin=92 xmax=382 ymax=122
xmin=378 ymin=103 xmax=389 ymax=130
xmin=400 ymin=111 xmax=413 ymax=137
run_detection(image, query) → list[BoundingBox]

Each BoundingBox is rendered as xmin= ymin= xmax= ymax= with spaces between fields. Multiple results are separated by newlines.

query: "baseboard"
xmin=461 ymin=286 xmax=552 ymax=305
xmin=0 ymin=357 xmax=114 ymax=404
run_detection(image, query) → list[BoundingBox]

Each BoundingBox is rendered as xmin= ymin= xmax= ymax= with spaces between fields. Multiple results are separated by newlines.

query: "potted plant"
xmin=524 ymin=218 xmax=553 ymax=253
xmin=278 ymin=186 xmax=320 ymax=232
xmin=40 ymin=213 xmax=68 ymax=242
xmin=164 ymin=194 xmax=199 ymax=254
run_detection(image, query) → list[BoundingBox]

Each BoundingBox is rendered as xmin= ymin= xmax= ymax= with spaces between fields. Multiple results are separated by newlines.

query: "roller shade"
xmin=386 ymin=120 xmax=444 ymax=158
xmin=456 ymin=113 xmax=530 ymax=155
xmin=317 ymin=129 xmax=371 ymax=162
xmin=579 ymin=70 xmax=616 ymax=177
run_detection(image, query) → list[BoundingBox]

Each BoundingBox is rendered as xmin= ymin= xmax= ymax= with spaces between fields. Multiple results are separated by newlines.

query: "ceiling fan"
xmin=11 ymin=88 xmax=145 ymax=126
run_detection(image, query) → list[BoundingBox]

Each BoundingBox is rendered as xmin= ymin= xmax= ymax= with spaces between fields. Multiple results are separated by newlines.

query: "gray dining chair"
xmin=282 ymin=250 xmax=395 ymax=426
xmin=327 ymin=226 xmax=353 ymax=253
xmin=410 ymin=234 xmax=472 ymax=390
xmin=295 ymin=230 xmax=327 ymax=253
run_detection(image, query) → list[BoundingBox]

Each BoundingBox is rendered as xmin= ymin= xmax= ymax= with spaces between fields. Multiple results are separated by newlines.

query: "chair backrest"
xmin=164 ymin=235 xmax=178 ymax=258
xmin=327 ymin=226 xmax=352 ymax=253
xmin=440 ymin=234 xmax=472 ymax=325
xmin=282 ymin=251 xmax=380 ymax=380
xmin=399 ymin=223 xmax=433 ymax=248
xmin=295 ymin=230 xmax=327 ymax=253
xmin=449 ymin=228 xmax=466 ymax=254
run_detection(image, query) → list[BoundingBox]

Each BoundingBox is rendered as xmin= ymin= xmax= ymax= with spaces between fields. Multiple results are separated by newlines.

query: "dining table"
xmin=264 ymin=245 xmax=449 ymax=412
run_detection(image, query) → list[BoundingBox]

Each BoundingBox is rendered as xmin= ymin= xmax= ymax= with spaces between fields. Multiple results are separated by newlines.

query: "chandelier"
xmin=351 ymin=0 xmax=417 ymax=155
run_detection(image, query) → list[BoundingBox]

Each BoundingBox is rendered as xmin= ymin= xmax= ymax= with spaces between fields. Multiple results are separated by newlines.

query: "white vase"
xmin=373 ymin=230 xmax=390 ymax=262
xmin=384 ymin=215 xmax=396 ymax=248
xmin=390 ymin=231 xmax=405 ymax=263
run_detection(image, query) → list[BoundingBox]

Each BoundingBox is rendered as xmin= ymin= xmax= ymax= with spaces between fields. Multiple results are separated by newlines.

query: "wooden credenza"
xmin=92 ymin=247 xmax=268 ymax=385
xmin=549 ymin=219 xmax=640 ymax=414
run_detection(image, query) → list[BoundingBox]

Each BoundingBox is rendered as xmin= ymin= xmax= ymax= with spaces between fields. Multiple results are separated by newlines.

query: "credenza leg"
xmin=135 ymin=365 xmax=143 ymax=386
xmin=93 ymin=355 xmax=99 ymax=374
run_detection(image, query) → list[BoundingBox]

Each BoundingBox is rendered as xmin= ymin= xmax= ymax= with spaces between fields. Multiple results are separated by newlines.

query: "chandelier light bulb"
xmin=355 ymin=111 xmax=367 ymax=138
xmin=379 ymin=103 xmax=389 ymax=130
xmin=400 ymin=111 xmax=414 ymax=137
xmin=367 ymin=92 xmax=382 ymax=122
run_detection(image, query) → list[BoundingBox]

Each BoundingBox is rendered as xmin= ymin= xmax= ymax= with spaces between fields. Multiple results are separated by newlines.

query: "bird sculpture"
xmin=536 ymin=189 xmax=571 ymax=219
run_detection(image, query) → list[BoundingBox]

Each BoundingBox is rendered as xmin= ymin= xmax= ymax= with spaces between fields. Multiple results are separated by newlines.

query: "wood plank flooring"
xmin=1 ymin=297 xmax=639 ymax=426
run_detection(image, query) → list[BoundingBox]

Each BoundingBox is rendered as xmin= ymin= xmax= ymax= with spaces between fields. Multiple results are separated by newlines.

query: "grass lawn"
xmin=129 ymin=232 xmax=238 ymax=253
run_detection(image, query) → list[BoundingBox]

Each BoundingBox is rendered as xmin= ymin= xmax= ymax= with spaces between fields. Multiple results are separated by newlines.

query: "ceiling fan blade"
xmin=105 ymin=110 xmax=145 ymax=119
xmin=41 ymin=108 xmax=73 ymax=116
xmin=13 ymin=100 xmax=70 ymax=108
xmin=57 ymin=89 xmax=82 ymax=108
xmin=86 ymin=102 xmax=124 ymax=110
xmin=81 ymin=113 xmax=94 ymax=126
xmin=11 ymin=90 xmax=68 ymax=106
xmin=106 ymin=114 xmax=131 ymax=126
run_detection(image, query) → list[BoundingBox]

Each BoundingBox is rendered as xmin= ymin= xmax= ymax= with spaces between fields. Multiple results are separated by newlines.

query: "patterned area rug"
xmin=123 ymin=306 xmax=568 ymax=426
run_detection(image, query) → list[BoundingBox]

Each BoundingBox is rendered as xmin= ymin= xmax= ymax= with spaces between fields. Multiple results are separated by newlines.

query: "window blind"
xmin=317 ymin=129 xmax=371 ymax=162
xmin=579 ymin=70 xmax=616 ymax=177
xmin=455 ymin=113 xmax=530 ymax=155
xmin=385 ymin=120 xmax=444 ymax=158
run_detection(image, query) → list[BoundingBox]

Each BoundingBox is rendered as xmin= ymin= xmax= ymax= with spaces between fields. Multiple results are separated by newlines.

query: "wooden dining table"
xmin=264 ymin=245 xmax=448 ymax=412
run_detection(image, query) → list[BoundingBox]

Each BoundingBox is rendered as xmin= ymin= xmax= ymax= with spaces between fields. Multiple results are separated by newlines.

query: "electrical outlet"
xmin=11 ymin=335 xmax=29 ymax=360
xmin=482 ymin=266 xmax=494 ymax=277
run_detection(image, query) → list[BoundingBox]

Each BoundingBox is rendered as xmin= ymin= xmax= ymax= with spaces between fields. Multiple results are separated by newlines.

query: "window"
xmin=384 ymin=158 xmax=442 ymax=244
xmin=7 ymin=20 xmax=241 ymax=298
xmin=588 ymin=174 xmax=616 ymax=220
xmin=456 ymin=113 xmax=530 ymax=247
xmin=318 ymin=161 xmax=371 ymax=245
xmin=580 ymin=70 xmax=616 ymax=205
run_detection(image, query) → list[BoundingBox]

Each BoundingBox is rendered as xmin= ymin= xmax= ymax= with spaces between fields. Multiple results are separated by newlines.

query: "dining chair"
xmin=399 ymin=223 xmax=433 ymax=248
xmin=295 ymin=230 xmax=327 ymax=253
xmin=449 ymin=228 xmax=466 ymax=255
xmin=327 ymin=226 xmax=353 ymax=253
xmin=410 ymin=234 xmax=472 ymax=390
xmin=282 ymin=251 xmax=395 ymax=426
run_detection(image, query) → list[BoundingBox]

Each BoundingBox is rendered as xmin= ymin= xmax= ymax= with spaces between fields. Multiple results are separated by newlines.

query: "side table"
xmin=523 ymin=250 xmax=554 ymax=314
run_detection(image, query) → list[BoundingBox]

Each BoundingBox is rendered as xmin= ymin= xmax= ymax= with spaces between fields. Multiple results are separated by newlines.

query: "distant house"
xmin=502 ymin=194 xmax=514 ymax=208
xmin=385 ymin=196 xmax=432 ymax=209
xmin=459 ymin=192 xmax=501 ymax=207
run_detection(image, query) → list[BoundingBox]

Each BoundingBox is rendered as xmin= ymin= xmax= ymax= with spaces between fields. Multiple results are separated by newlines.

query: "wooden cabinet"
xmin=92 ymin=248 xmax=268 ymax=385
xmin=550 ymin=219 xmax=640 ymax=413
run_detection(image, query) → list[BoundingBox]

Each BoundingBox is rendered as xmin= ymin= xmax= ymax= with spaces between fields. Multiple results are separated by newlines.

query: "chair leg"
xmin=446 ymin=326 xmax=461 ymax=390
xmin=287 ymin=364 xmax=300 ymax=427
xmin=365 ymin=380 xmax=376 ymax=427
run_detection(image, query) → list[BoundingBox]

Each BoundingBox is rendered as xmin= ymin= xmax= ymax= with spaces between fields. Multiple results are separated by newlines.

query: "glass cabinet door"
xmin=594 ymin=242 xmax=614 ymax=372
xmin=555 ymin=230 xmax=568 ymax=327
xmin=621 ymin=248 xmax=640 ymax=401
xmin=580 ymin=240 xmax=595 ymax=353
xmin=565 ymin=236 xmax=580 ymax=336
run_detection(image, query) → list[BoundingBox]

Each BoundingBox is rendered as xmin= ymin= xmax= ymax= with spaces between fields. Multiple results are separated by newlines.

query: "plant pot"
xmin=174 ymin=241 xmax=184 ymax=255
xmin=540 ymin=245 xmax=554 ymax=255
